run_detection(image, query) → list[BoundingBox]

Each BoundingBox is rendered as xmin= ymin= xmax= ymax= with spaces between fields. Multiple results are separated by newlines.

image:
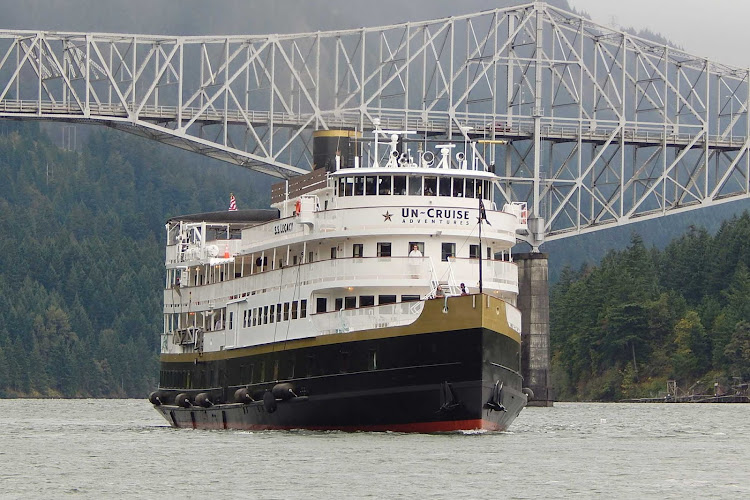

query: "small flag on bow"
xmin=229 ymin=193 xmax=237 ymax=211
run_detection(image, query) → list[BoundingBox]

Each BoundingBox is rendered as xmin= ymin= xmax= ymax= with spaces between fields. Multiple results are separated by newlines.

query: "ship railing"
xmin=447 ymin=258 xmax=519 ymax=292
xmin=160 ymin=333 xmax=172 ymax=353
xmin=173 ymin=326 xmax=204 ymax=347
xmin=168 ymin=256 xmax=435 ymax=310
xmin=426 ymin=256 xmax=441 ymax=299
xmin=302 ymin=257 xmax=434 ymax=289
xmin=166 ymin=238 xmax=242 ymax=266
xmin=312 ymin=301 xmax=424 ymax=335
xmin=445 ymin=258 xmax=461 ymax=296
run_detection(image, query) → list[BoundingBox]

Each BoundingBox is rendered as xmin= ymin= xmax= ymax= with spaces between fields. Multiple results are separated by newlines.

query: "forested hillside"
xmin=0 ymin=121 xmax=265 ymax=397
xmin=550 ymin=223 xmax=750 ymax=401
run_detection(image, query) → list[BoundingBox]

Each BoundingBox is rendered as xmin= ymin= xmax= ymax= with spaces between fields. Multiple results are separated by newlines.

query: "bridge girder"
xmin=1 ymin=2 xmax=750 ymax=242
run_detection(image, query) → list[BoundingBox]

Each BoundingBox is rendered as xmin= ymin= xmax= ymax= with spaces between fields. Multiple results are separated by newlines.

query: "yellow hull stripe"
xmin=161 ymin=294 xmax=520 ymax=363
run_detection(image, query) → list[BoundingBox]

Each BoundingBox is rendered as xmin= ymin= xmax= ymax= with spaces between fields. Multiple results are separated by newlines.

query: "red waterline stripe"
xmin=171 ymin=417 xmax=505 ymax=433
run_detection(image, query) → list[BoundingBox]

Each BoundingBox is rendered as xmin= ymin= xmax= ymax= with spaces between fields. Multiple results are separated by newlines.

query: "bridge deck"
xmin=1 ymin=99 xmax=745 ymax=152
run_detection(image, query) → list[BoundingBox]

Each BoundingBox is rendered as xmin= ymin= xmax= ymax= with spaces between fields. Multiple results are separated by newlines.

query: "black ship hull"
xmin=151 ymin=295 xmax=527 ymax=432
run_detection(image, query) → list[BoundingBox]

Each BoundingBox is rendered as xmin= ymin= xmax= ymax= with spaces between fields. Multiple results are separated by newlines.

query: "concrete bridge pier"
xmin=515 ymin=252 xmax=554 ymax=406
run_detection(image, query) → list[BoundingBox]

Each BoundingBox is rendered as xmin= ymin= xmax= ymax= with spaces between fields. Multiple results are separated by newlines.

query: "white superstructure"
xmin=160 ymin=130 xmax=527 ymax=356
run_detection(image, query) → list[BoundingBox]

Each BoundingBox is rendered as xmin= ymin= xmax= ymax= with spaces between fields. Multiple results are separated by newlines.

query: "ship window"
xmin=269 ymin=305 xmax=275 ymax=323
xmin=330 ymin=247 xmax=337 ymax=259
xmin=293 ymin=255 xmax=298 ymax=265
xmin=401 ymin=295 xmax=420 ymax=302
xmin=484 ymin=180 xmax=491 ymax=199
xmin=442 ymin=242 xmax=456 ymax=262
xmin=377 ymin=242 xmax=391 ymax=257
xmin=465 ymin=179 xmax=476 ymax=198
xmin=300 ymin=300 xmax=307 ymax=318
xmin=368 ymin=350 xmax=377 ymax=370
xmin=365 ymin=176 xmax=377 ymax=195
xmin=453 ymin=178 xmax=464 ymax=197
xmin=470 ymin=244 xmax=480 ymax=259
xmin=335 ymin=298 xmax=343 ymax=311
xmin=308 ymin=251 xmax=314 ymax=263
xmin=352 ymin=243 xmax=363 ymax=258
xmin=273 ymin=360 xmax=279 ymax=380
xmin=263 ymin=306 xmax=269 ymax=324
xmin=408 ymin=176 xmax=422 ymax=195
xmin=354 ymin=176 xmax=365 ymax=196
xmin=345 ymin=296 xmax=357 ymax=309
xmin=292 ymin=301 xmax=299 ymax=319
xmin=378 ymin=295 xmax=397 ymax=305
xmin=424 ymin=176 xmax=437 ymax=196
xmin=229 ymin=312 xmax=233 ymax=330
xmin=408 ymin=242 xmax=424 ymax=255
xmin=252 ymin=309 xmax=257 ymax=327
xmin=338 ymin=178 xmax=345 ymax=197
xmin=487 ymin=246 xmax=493 ymax=260
xmin=360 ymin=295 xmax=374 ymax=307
xmin=277 ymin=303 xmax=283 ymax=322
xmin=284 ymin=303 xmax=290 ymax=321
xmin=243 ymin=310 xmax=247 ymax=328
xmin=344 ymin=177 xmax=354 ymax=196
xmin=439 ymin=176 xmax=451 ymax=196
xmin=259 ymin=361 xmax=266 ymax=382
xmin=286 ymin=359 xmax=295 ymax=379
xmin=394 ymin=175 xmax=407 ymax=195
xmin=378 ymin=175 xmax=392 ymax=195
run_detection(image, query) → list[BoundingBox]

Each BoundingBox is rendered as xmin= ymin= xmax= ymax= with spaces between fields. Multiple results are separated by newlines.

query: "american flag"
xmin=228 ymin=193 xmax=237 ymax=211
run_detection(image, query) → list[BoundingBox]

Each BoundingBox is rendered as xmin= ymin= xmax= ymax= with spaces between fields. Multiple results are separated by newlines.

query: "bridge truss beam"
xmin=1 ymin=2 xmax=750 ymax=243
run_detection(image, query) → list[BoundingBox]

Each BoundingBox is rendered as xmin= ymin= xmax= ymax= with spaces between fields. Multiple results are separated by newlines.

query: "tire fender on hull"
xmin=272 ymin=383 xmax=297 ymax=400
xmin=234 ymin=388 xmax=254 ymax=404
xmin=148 ymin=391 xmax=165 ymax=406
xmin=263 ymin=391 xmax=277 ymax=413
xmin=195 ymin=393 xmax=213 ymax=408
xmin=175 ymin=393 xmax=192 ymax=408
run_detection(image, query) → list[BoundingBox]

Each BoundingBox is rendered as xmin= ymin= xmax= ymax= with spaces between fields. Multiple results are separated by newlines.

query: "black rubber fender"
xmin=263 ymin=391 xmax=277 ymax=413
xmin=175 ymin=393 xmax=192 ymax=408
xmin=148 ymin=391 xmax=163 ymax=406
xmin=272 ymin=383 xmax=297 ymax=400
xmin=195 ymin=393 xmax=213 ymax=408
xmin=234 ymin=388 xmax=254 ymax=404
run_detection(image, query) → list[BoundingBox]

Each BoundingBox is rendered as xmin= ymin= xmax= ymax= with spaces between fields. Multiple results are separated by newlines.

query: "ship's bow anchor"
xmin=437 ymin=381 xmax=464 ymax=414
xmin=483 ymin=380 xmax=507 ymax=412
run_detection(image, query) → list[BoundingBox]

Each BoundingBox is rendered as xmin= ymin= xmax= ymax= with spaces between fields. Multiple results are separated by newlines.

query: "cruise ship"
xmin=149 ymin=127 xmax=529 ymax=431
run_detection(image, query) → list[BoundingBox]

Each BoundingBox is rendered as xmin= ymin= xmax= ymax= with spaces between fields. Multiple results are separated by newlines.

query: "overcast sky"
xmin=570 ymin=0 xmax=750 ymax=68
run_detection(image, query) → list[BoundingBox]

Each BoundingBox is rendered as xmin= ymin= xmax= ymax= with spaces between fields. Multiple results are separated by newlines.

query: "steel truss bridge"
xmin=2 ymin=2 xmax=750 ymax=247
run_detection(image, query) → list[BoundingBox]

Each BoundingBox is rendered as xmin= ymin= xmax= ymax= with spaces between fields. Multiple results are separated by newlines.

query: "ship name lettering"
xmin=399 ymin=207 xmax=471 ymax=225
xmin=425 ymin=208 xmax=469 ymax=220
xmin=400 ymin=207 xmax=470 ymax=220
xmin=274 ymin=222 xmax=294 ymax=235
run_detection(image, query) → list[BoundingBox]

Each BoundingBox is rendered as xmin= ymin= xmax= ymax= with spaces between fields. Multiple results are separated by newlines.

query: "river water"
xmin=0 ymin=400 xmax=746 ymax=499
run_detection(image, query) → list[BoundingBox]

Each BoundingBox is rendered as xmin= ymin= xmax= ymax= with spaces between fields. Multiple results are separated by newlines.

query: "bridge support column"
xmin=515 ymin=252 xmax=553 ymax=406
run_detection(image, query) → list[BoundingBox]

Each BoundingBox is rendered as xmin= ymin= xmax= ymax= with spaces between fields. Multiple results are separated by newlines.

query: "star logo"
xmin=382 ymin=211 xmax=393 ymax=221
